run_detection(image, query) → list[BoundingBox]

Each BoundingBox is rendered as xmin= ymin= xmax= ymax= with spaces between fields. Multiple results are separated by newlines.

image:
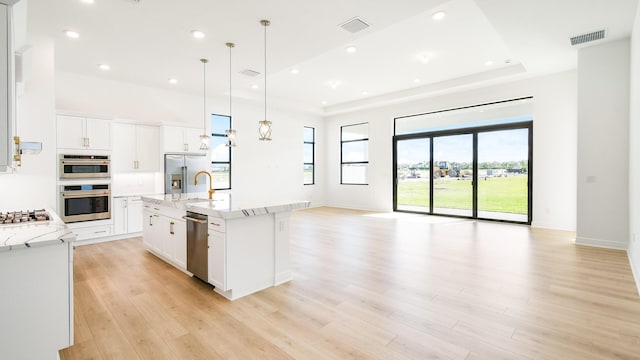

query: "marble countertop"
xmin=141 ymin=192 xmax=310 ymax=220
xmin=0 ymin=209 xmax=75 ymax=252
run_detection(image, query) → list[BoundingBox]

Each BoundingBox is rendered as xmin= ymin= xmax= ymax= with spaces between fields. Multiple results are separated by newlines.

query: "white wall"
xmin=629 ymin=5 xmax=640 ymax=292
xmin=0 ymin=36 xmax=57 ymax=210
xmin=576 ymin=39 xmax=630 ymax=249
xmin=55 ymin=72 xmax=325 ymax=207
xmin=324 ymin=71 xmax=578 ymax=231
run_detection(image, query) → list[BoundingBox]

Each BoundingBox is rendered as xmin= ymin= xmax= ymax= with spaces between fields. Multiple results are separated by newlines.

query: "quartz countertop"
xmin=0 ymin=209 xmax=75 ymax=252
xmin=141 ymin=192 xmax=310 ymax=220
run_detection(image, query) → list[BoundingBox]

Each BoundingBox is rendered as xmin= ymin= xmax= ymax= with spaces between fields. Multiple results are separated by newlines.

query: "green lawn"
xmin=398 ymin=175 xmax=528 ymax=214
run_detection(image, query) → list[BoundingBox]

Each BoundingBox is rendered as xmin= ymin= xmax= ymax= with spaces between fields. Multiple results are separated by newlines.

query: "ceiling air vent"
xmin=570 ymin=29 xmax=606 ymax=46
xmin=339 ymin=17 xmax=370 ymax=34
xmin=239 ymin=69 xmax=260 ymax=77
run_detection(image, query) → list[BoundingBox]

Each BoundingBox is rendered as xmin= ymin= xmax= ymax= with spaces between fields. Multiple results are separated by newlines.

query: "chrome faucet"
xmin=194 ymin=170 xmax=215 ymax=200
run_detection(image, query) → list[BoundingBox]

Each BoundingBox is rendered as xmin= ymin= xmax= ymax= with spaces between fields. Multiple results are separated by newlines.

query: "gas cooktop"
xmin=0 ymin=209 xmax=51 ymax=225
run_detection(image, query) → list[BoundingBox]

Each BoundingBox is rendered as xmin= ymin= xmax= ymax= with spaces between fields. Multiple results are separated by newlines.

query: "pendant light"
xmin=225 ymin=42 xmax=237 ymax=147
xmin=258 ymin=19 xmax=272 ymax=141
xmin=199 ymin=58 xmax=210 ymax=150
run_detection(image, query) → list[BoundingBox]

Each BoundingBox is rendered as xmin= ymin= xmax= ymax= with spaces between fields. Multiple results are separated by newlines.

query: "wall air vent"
xmin=339 ymin=17 xmax=370 ymax=33
xmin=570 ymin=29 xmax=606 ymax=46
xmin=240 ymin=69 xmax=261 ymax=77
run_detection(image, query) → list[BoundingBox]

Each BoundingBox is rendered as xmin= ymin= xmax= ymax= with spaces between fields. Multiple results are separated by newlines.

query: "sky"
xmin=397 ymin=128 xmax=529 ymax=164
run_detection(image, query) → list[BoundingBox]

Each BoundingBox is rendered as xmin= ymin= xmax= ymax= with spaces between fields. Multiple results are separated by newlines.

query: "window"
xmin=341 ymin=123 xmax=368 ymax=185
xmin=304 ymin=126 xmax=315 ymax=185
xmin=210 ymin=114 xmax=231 ymax=190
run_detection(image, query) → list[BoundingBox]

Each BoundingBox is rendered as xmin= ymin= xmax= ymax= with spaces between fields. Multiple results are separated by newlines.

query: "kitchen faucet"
xmin=194 ymin=170 xmax=215 ymax=199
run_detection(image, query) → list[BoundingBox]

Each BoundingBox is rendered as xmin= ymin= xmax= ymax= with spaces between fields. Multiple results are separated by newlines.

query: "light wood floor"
xmin=59 ymin=207 xmax=640 ymax=360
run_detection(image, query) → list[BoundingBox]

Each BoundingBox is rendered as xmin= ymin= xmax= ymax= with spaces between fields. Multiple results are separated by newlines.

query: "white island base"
xmin=141 ymin=193 xmax=309 ymax=301
xmin=210 ymin=212 xmax=292 ymax=300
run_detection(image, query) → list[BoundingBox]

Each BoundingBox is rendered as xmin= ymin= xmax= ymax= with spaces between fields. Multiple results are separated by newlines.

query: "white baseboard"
xmin=575 ymin=236 xmax=628 ymax=250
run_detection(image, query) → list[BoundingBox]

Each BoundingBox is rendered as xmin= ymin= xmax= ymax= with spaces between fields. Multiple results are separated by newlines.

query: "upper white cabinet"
xmin=112 ymin=123 xmax=159 ymax=172
xmin=162 ymin=125 xmax=205 ymax=153
xmin=57 ymin=115 xmax=111 ymax=150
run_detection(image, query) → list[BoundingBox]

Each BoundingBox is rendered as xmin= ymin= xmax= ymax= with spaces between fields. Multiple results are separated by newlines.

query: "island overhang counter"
xmin=141 ymin=193 xmax=310 ymax=300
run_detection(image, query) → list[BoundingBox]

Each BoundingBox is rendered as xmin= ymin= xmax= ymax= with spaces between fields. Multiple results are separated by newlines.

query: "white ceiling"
xmin=27 ymin=0 xmax=638 ymax=115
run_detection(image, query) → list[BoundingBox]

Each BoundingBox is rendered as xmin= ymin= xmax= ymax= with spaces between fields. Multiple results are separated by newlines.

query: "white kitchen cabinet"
xmin=208 ymin=221 xmax=227 ymax=290
xmin=112 ymin=123 xmax=159 ymax=172
xmin=113 ymin=198 xmax=127 ymax=235
xmin=163 ymin=217 xmax=186 ymax=269
xmin=162 ymin=125 xmax=206 ymax=153
xmin=143 ymin=208 xmax=160 ymax=251
xmin=57 ymin=115 xmax=111 ymax=150
xmin=142 ymin=205 xmax=186 ymax=270
xmin=128 ymin=198 xmax=143 ymax=233
xmin=113 ymin=196 xmax=144 ymax=235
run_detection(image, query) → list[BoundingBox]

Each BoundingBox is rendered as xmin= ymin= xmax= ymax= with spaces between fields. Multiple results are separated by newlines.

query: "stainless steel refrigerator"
xmin=164 ymin=153 xmax=209 ymax=194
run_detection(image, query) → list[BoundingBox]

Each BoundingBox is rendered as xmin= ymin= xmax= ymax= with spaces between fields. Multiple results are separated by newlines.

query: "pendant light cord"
xmin=229 ymin=45 xmax=232 ymax=117
xmin=264 ymin=21 xmax=267 ymax=121
xmin=201 ymin=59 xmax=208 ymax=134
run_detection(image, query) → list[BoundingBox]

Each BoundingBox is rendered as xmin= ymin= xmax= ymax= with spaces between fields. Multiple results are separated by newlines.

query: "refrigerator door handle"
xmin=182 ymin=166 xmax=188 ymax=194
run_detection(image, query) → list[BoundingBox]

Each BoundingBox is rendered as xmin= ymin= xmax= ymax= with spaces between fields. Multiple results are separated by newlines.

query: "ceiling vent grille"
xmin=239 ymin=69 xmax=260 ymax=77
xmin=339 ymin=17 xmax=370 ymax=33
xmin=570 ymin=29 xmax=606 ymax=46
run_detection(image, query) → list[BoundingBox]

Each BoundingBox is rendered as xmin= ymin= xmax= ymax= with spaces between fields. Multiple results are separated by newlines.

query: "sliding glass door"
xmin=477 ymin=128 xmax=529 ymax=222
xmin=393 ymin=122 xmax=532 ymax=224
xmin=396 ymin=138 xmax=431 ymax=212
xmin=432 ymin=134 xmax=473 ymax=217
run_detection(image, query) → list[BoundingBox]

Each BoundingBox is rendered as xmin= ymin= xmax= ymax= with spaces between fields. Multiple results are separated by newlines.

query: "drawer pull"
xmin=210 ymin=222 xmax=220 ymax=227
xmin=170 ymin=221 xmax=175 ymax=235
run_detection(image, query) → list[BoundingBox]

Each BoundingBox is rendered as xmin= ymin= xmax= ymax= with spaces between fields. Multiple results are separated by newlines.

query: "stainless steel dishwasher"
xmin=185 ymin=211 xmax=208 ymax=282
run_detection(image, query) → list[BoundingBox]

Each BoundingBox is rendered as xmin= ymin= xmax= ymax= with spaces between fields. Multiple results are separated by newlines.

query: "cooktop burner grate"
xmin=0 ymin=209 xmax=51 ymax=224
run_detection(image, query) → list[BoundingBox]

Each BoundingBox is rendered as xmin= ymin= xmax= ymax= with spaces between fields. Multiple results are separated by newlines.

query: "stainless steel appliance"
xmin=0 ymin=209 xmax=51 ymax=224
xmin=59 ymin=154 xmax=110 ymax=179
xmin=185 ymin=211 xmax=208 ymax=281
xmin=164 ymin=153 xmax=208 ymax=194
xmin=59 ymin=184 xmax=111 ymax=223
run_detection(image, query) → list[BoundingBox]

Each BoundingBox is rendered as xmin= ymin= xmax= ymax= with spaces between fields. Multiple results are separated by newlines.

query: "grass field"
xmin=398 ymin=175 xmax=528 ymax=214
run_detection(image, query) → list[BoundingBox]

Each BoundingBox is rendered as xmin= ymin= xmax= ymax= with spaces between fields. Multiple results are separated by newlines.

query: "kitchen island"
xmin=141 ymin=193 xmax=309 ymax=300
xmin=0 ymin=209 xmax=75 ymax=359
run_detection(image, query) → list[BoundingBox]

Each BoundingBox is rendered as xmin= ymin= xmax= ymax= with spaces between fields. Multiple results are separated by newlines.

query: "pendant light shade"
xmin=258 ymin=19 xmax=272 ymax=141
xmin=225 ymin=42 xmax=237 ymax=147
xmin=199 ymin=58 xmax=210 ymax=150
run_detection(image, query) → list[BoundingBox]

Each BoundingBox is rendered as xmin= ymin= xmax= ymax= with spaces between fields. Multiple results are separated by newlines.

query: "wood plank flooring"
xmin=59 ymin=207 xmax=640 ymax=359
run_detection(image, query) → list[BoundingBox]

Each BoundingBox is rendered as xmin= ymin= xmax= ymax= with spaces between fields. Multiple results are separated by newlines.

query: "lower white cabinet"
xmin=208 ymin=223 xmax=227 ymax=290
xmin=71 ymin=224 xmax=112 ymax=241
xmin=114 ymin=196 xmax=144 ymax=236
xmin=142 ymin=207 xmax=186 ymax=270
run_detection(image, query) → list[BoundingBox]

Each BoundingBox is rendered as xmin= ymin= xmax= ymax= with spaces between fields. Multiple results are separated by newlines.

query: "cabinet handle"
xmin=210 ymin=222 xmax=220 ymax=227
xmin=86 ymin=137 xmax=90 ymax=148
xmin=184 ymin=143 xmax=188 ymax=151
xmin=149 ymin=215 xmax=153 ymax=226
xmin=170 ymin=221 xmax=175 ymax=235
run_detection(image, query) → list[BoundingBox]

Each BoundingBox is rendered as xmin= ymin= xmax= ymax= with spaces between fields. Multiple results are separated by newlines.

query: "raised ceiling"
xmin=27 ymin=0 xmax=638 ymax=115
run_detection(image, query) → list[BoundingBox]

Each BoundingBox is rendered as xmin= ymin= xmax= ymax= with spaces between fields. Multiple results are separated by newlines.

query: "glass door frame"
xmin=393 ymin=121 xmax=533 ymax=224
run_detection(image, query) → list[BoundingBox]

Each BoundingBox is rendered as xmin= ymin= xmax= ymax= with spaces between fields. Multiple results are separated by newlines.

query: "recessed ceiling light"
xmin=413 ymin=78 xmax=421 ymax=83
xmin=64 ymin=30 xmax=79 ymax=39
xmin=321 ymin=101 xmax=327 ymax=105
xmin=485 ymin=60 xmax=494 ymax=66
xmin=251 ymin=84 xmax=259 ymax=89
xmin=432 ymin=11 xmax=446 ymax=20
xmin=80 ymin=0 xmax=94 ymax=3
xmin=168 ymin=78 xmax=178 ymax=84
xmin=191 ymin=30 xmax=205 ymax=39
xmin=290 ymin=69 xmax=299 ymax=75
xmin=361 ymin=91 xmax=368 ymax=96
xmin=346 ymin=46 xmax=357 ymax=54
xmin=98 ymin=64 xmax=110 ymax=71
